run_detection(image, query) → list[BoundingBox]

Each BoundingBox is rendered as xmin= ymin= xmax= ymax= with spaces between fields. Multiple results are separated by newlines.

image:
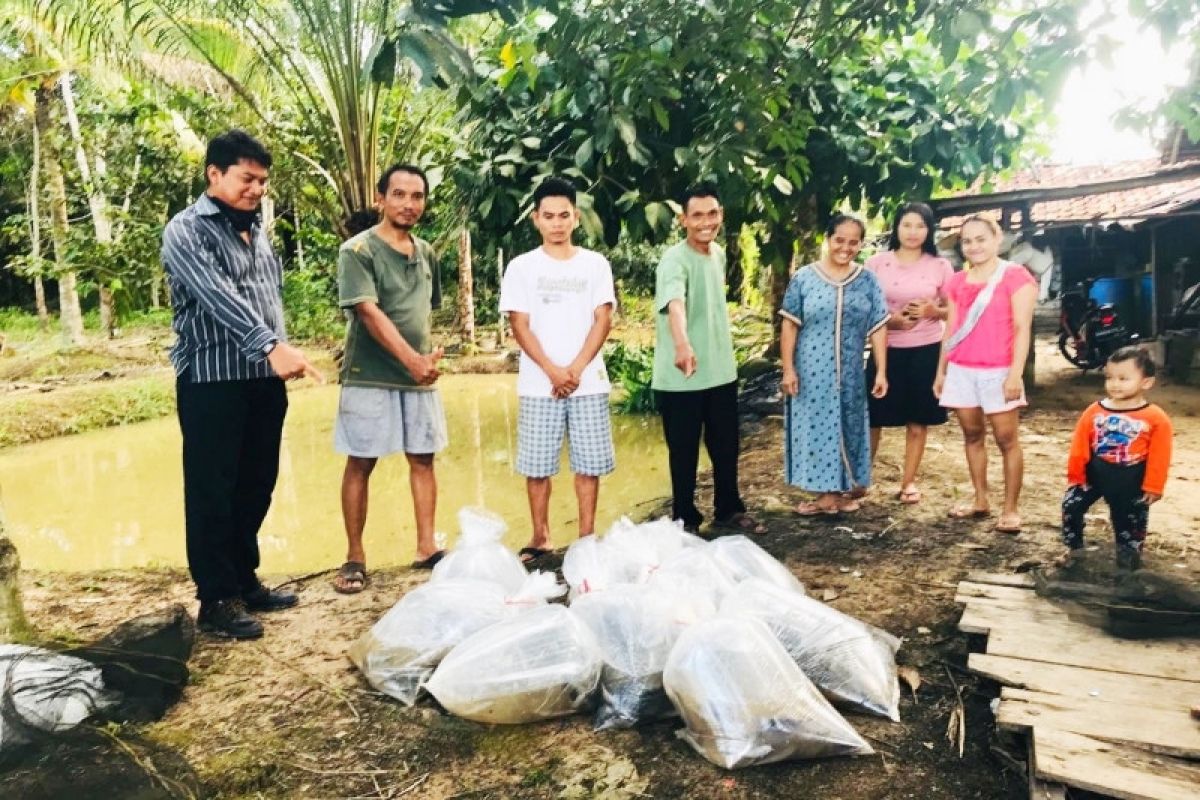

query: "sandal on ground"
xmin=837 ymin=496 xmax=863 ymax=513
xmin=518 ymin=546 xmax=553 ymax=564
xmin=1054 ymin=548 xmax=1082 ymax=567
xmin=410 ymin=550 xmax=446 ymax=570
xmin=332 ymin=561 xmax=367 ymax=594
xmin=795 ymin=500 xmax=840 ymax=516
xmin=713 ymin=512 xmax=768 ymax=535
xmin=898 ymin=487 xmax=922 ymax=504
xmin=995 ymin=514 xmax=1022 ymax=534
xmin=947 ymin=505 xmax=991 ymax=519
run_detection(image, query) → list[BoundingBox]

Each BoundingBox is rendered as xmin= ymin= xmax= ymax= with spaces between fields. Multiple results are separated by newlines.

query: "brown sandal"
xmin=333 ymin=561 xmax=367 ymax=594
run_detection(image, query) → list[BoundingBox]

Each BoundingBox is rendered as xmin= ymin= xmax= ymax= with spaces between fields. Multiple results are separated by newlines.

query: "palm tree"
xmin=128 ymin=0 xmax=528 ymax=231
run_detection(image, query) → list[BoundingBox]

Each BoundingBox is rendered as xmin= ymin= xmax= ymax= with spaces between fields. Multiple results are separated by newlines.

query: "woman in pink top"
xmin=933 ymin=216 xmax=1037 ymax=533
xmin=865 ymin=202 xmax=954 ymax=505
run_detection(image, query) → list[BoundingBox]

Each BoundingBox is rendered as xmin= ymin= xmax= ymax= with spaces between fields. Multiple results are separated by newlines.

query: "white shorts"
xmin=938 ymin=363 xmax=1027 ymax=415
xmin=334 ymin=386 xmax=449 ymax=458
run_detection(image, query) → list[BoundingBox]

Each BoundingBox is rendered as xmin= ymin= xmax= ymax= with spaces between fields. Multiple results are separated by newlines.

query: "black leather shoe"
xmin=242 ymin=584 xmax=299 ymax=612
xmin=198 ymin=599 xmax=263 ymax=639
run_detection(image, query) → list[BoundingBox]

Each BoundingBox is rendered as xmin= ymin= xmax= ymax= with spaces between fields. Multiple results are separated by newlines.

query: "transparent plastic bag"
xmin=604 ymin=517 xmax=704 ymax=582
xmin=431 ymin=507 xmax=527 ymax=593
xmin=0 ymin=645 xmax=115 ymax=752
xmin=562 ymin=535 xmax=637 ymax=598
xmin=709 ymin=535 xmax=805 ymax=594
xmin=663 ymin=617 xmax=872 ymax=769
xmin=426 ymin=604 xmax=602 ymax=724
xmin=648 ymin=544 xmax=738 ymax=610
xmin=348 ymin=573 xmax=563 ymax=706
xmin=721 ymin=579 xmax=902 ymax=721
xmin=570 ymin=585 xmax=691 ymax=730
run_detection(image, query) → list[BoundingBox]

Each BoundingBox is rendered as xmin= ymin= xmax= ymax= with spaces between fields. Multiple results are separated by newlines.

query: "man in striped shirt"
xmin=162 ymin=130 xmax=322 ymax=640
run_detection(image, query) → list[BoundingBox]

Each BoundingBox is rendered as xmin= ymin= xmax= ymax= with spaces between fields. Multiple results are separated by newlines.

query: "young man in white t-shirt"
xmin=498 ymin=177 xmax=616 ymax=561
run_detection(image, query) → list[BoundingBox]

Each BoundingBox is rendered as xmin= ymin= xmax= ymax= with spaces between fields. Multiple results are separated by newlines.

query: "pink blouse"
xmin=865 ymin=252 xmax=954 ymax=348
xmin=944 ymin=264 xmax=1037 ymax=368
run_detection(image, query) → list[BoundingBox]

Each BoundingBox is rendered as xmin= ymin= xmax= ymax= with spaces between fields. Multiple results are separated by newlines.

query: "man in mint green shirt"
xmin=651 ymin=184 xmax=763 ymax=534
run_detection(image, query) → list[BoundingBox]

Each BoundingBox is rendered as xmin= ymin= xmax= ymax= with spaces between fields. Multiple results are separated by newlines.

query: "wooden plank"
xmin=986 ymin=618 xmax=1200 ymax=681
xmin=958 ymin=599 xmax=1200 ymax=681
xmin=965 ymin=571 xmax=1037 ymax=589
xmin=1031 ymin=727 xmax=1200 ymax=800
xmin=968 ymin=653 xmax=1200 ymax=711
xmin=997 ymin=688 xmax=1200 ymax=759
xmin=1027 ymin=735 xmax=1067 ymax=800
xmin=956 ymin=581 xmax=1038 ymax=602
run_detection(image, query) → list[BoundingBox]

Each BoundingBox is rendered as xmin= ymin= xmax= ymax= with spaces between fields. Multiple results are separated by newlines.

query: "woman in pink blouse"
xmin=934 ymin=216 xmax=1037 ymax=534
xmin=865 ymin=203 xmax=954 ymax=505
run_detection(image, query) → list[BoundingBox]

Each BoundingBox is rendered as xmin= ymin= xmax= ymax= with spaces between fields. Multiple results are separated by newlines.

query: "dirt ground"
xmin=5 ymin=337 xmax=1200 ymax=800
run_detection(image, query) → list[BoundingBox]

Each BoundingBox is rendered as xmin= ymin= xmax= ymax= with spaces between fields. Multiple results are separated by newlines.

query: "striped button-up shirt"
xmin=161 ymin=194 xmax=286 ymax=383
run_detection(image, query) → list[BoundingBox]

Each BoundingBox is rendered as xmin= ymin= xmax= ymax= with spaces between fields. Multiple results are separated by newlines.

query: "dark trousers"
xmin=1061 ymin=460 xmax=1148 ymax=555
xmin=656 ymin=381 xmax=745 ymax=529
xmin=177 ymin=377 xmax=288 ymax=602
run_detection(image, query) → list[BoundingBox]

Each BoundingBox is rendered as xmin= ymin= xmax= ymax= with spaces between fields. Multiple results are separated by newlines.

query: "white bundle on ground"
xmin=708 ymin=535 xmax=805 ymax=594
xmin=426 ymin=604 xmax=602 ymax=724
xmin=349 ymin=572 xmax=563 ymax=706
xmin=562 ymin=535 xmax=637 ymax=598
xmin=721 ymin=579 xmax=902 ymax=721
xmin=648 ymin=544 xmax=737 ymax=610
xmin=431 ymin=507 xmax=527 ymax=593
xmin=604 ymin=517 xmax=703 ymax=581
xmin=663 ymin=617 xmax=873 ymax=769
xmin=571 ymin=585 xmax=693 ymax=730
xmin=0 ymin=645 xmax=115 ymax=751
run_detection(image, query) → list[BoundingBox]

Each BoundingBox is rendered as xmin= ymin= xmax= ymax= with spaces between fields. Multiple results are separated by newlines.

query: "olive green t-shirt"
xmin=338 ymin=229 xmax=441 ymax=389
xmin=651 ymin=240 xmax=738 ymax=392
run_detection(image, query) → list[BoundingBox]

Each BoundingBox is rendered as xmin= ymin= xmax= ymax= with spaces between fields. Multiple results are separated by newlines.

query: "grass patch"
xmin=0 ymin=376 xmax=176 ymax=448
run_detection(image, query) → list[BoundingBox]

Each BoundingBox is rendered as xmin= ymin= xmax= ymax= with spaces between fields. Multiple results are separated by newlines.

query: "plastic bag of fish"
xmin=425 ymin=604 xmax=603 ymax=724
xmin=349 ymin=572 xmax=561 ymax=706
xmin=663 ymin=617 xmax=873 ymax=769
xmin=431 ymin=507 xmax=528 ymax=592
xmin=721 ymin=578 xmax=902 ymax=720
xmin=571 ymin=583 xmax=709 ymax=730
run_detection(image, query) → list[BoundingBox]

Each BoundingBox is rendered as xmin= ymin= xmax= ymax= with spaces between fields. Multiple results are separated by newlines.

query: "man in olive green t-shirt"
xmin=651 ymin=184 xmax=763 ymax=534
xmin=332 ymin=164 xmax=448 ymax=594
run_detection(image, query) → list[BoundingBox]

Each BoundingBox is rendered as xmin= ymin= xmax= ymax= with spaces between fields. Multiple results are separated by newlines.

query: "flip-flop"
xmin=838 ymin=497 xmax=863 ymax=513
xmin=795 ymin=501 xmax=840 ymax=516
xmin=898 ymin=487 xmax=922 ymax=504
xmin=332 ymin=561 xmax=367 ymax=594
xmin=995 ymin=515 xmax=1022 ymax=534
xmin=713 ymin=512 xmax=768 ymax=535
xmin=518 ymin=546 xmax=553 ymax=564
xmin=947 ymin=506 xmax=991 ymax=519
xmin=410 ymin=550 xmax=446 ymax=570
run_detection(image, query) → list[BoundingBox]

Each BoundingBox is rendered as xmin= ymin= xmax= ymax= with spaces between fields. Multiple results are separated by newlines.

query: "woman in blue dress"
xmin=779 ymin=214 xmax=890 ymax=515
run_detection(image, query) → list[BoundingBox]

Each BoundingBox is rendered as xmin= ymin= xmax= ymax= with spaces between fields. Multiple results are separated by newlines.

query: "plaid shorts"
xmin=517 ymin=393 xmax=615 ymax=478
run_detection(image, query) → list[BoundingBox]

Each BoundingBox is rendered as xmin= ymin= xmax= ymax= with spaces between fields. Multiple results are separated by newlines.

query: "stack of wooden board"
xmin=956 ymin=572 xmax=1200 ymax=800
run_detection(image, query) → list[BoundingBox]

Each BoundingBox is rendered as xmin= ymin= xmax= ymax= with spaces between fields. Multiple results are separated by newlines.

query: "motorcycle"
xmin=1057 ymin=277 xmax=1139 ymax=371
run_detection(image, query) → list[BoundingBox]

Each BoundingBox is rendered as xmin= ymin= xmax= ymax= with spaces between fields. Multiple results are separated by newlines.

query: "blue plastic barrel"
xmin=1089 ymin=276 xmax=1133 ymax=309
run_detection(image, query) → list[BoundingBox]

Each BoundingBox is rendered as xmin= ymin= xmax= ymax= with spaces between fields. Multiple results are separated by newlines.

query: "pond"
xmin=0 ymin=375 xmax=677 ymax=572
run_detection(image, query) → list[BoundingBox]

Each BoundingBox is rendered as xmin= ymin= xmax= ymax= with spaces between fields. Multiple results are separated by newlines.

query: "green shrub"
xmin=605 ymin=340 xmax=656 ymax=414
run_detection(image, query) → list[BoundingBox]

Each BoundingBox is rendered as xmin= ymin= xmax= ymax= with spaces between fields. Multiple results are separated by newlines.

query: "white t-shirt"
xmin=499 ymin=246 xmax=616 ymax=397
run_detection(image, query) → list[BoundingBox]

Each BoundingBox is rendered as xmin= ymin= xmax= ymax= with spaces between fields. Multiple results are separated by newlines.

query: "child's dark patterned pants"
xmin=1061 ymin=479 xmax=1148 ymax=556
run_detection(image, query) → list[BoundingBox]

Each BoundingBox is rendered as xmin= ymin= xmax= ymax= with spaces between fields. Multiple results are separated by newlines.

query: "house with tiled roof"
xmin=928 ymin=153 xmax=1200 ymax=338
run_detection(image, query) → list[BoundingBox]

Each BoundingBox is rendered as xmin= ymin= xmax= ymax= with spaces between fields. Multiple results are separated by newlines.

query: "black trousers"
xmin=655 ymin=381 xmax=745 ymax=528
xmin=1061 ymin=459 xmax=1148 ymax=555
xmin=177 ymin=377 xmax=288 ymax=602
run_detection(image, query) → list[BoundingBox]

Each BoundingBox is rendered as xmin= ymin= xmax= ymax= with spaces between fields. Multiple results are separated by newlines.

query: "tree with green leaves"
xmin=454 ymin=0 xmax=1086 ymax=307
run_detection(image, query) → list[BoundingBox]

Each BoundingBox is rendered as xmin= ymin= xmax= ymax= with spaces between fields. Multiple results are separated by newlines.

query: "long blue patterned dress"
xmin=780 ymin=263 xmax=890 ymax=492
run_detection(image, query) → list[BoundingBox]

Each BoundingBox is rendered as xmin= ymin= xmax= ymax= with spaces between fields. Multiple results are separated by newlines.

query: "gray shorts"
xmin=334 ymin=385 xmax=449 ymax=458
xmin=517 ymin=393 xmax=615 ymax=478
